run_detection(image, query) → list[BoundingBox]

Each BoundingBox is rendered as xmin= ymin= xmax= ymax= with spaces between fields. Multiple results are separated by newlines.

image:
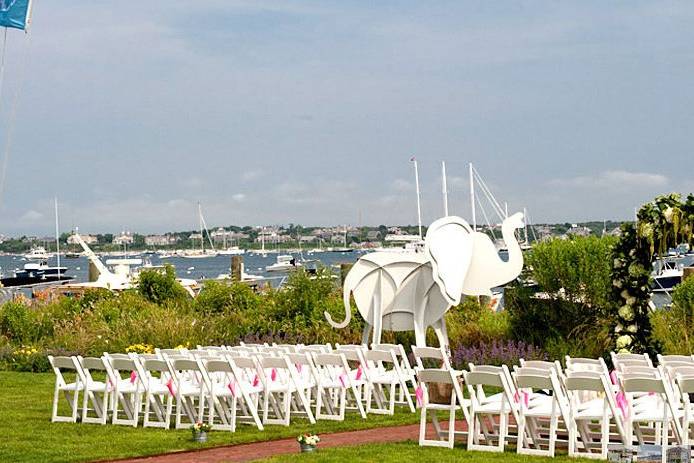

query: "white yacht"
xmin=24 ymin=246 xmax=50 ymax=260
xmin=651 ymin=260 xmax=683 ymax=292
xmin=265 ymin=254 xmax=302 ymax=272
xmin=217 ymin=246 xmax=246 ymax=256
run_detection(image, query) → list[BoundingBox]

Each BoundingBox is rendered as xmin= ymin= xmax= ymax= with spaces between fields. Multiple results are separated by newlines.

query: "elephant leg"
xmin=372 ymin=274 xmax=383 ymax=346
xmin=433 ymin=318 xmax=451 ymax=357
xmin=362 ymin=323 xmax=372 ymax=345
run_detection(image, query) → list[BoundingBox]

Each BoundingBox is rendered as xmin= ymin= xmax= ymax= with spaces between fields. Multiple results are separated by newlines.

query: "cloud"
xmin=391 ymin=179 xmax=413 ymax=192
xmin=550 ymin=170 xmax=669 ymax=190
xmin=180 ymin=176 xmax=203 ymax=188
xmin=232 ymin=193 xmax=246 ymax=202
xmin=241 ymin=170 xmax=262 ymax=182
xmin=19 ymin=210 xmax=44 ymax=223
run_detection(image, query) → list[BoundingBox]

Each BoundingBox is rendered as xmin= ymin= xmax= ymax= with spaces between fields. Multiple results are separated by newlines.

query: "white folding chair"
xmin=105 ymin=357 xmax=142 ymax=427
xmin=48 ymin=356 xmax=83 ymax=423
xmin=334 ymin=346 xmax=371 ymax=411
xmin=199 ymin=358 xmax=238 ymax=431
xmin=464 ymin=367 xmax=516 ymax=452
xmin=565 ymin=370 xmax=627 ymax=459
xmin=675 ymin=374 xmax=694 ymax=447
xmin=312 ymin=352 xmax=366 ymax=420
xmin=226 ymin=354 xmax=264 ymax=430
xmin=167 ymin=358 xmax=206 ymax=429
xmin=256 ymin=354 xmax=315 ymax=426
xmin=515 ymin=367 xmax=570 ymax=457
xmin=363 ymin=349 xmax=415 ymax=415
xmin=417 ymin=368 xmax=469 ymax=448
xmin=621 ymin=373 xmax=677 ymax=462
xmin=76 ymin=357 xmax=112 ymax=425
xmin=138 ymin=358 xmax=174 ymax=429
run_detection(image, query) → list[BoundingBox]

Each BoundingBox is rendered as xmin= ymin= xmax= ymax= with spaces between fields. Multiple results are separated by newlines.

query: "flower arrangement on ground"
xmin=297 ymin=434 xmax=320 ymax=452
xmin=190 ymin=422 xmax=212 ymax=442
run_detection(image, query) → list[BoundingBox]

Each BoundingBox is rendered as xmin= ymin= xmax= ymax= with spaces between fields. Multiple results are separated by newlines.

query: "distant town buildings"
xmin=144 ymin=234 xmax=178 ymax=246
xmin=67 ymin=234 xmax=98 ymax=245
xmin=112 ymin=231 xmax=134 ymax=245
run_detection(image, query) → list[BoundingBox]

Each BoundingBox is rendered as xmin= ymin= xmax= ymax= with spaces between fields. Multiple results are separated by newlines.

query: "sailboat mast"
xmin=198 ymin=202 xmax=203 ymax=252
xmin=412 ymin=157 xmax=422 ymax=239
xmin=441 ymin=161 xmax=449 ymax=216
xmin=54 ymin=197 xmax=61 ymax=280
xmin=469 ymin=162 xmax=476 ymax=231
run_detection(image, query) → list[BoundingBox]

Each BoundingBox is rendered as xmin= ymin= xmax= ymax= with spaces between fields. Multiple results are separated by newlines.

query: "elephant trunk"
xmin=324 ymin=286 xmax=352 ymax=329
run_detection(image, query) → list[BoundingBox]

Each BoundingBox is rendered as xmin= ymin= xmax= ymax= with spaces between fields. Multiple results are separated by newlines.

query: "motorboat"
xmin=265 ymin=254 xmax=302 ymax=272
xmin=651 ymin=259 xmax=683 ymax=292
xmin=0 ymin=261 xmax=73 ymax=287
xmin=24 ymin=246 xmax=50 ymax=260
xmin=180 ymin=249 xmax=217 ymax=259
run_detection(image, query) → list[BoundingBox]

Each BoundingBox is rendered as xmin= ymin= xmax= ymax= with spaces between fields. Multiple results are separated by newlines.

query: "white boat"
xmin=24 ymin=246 xmax=50 ymax=260
xmin=651 ymin=259 xmax=683 ymax=292
xmin=265 ymin=254 xmax=302 ymax=272
xmin=217 ymin=246 xmax=246 ymax=256
xmin=182 ymin=203 xmax=218 ymax=258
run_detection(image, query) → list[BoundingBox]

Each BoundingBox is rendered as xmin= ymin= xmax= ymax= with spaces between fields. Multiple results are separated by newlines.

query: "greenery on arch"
xmin=611 ymin=193 xmax=694 ymax=353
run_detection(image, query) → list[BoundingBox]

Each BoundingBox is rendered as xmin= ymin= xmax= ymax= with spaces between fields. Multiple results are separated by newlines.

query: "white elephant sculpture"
xmin=324 ymin=212 xmax=525 ymax=348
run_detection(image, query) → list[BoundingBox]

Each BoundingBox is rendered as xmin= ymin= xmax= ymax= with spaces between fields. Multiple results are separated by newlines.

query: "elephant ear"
xmin=424 ymin=216 xmax=473 ymax=306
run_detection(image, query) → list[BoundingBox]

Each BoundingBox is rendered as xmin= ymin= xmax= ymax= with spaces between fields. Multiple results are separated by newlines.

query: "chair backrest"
xmin=676 ymin=375 xmax=694 ymax=394
xmin=611 ymin=351 xmax=652 ymax=368
xmin=658 ymin=354 xmax=694 ymax=365
xmin=364 ymin=349 xmax=396 ymax=364
xmin=143 ymin=358 xmax=169 ymax=373
xmin=412 ymin=346 xmax=448 ymax=370
xmin=464 ymin=369 xmax=505 ymax=388
xmin=48 ymin=356 xmax=81 ymax=387
xmin=171 ymin=358 xmax=200 ymax=372
xmin=418 ymin=368 xmax=455 ymax=385
xmin=205 ymin=359 xmax=233 ymax=374
xmin=622 ymin=375 xmax=666 ymax=393
xmin=565 ymin=356 xmax=605 ymax=373
xmin=313 ymin=353 xmax=346 ymax=367
xmin=564 ymin=371 xmax=604 ymax=392
xmin=335 ymin=346 xmax=365 ymax=363
xmin=514 ymin=367 xmax=553 ymax=390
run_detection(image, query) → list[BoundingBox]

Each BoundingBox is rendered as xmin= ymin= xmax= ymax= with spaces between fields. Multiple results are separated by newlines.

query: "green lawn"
xmin=0 ymin=371 xmax=419 ymax=463
xmin=259 ymin=442 xmax=594 ymax=463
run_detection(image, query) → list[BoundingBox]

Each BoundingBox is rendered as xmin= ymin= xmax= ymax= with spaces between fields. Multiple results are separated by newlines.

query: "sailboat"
xmin=217 ymin=230 xmax=246 ymax=255
xmin=182 ymin=203 xmax=218 ymax=258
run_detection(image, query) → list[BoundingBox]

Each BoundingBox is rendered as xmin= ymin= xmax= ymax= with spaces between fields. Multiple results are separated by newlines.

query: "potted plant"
xmin=297 ymin=434 xmax=320 ymax=452
xmin=190 ymin=422 xmax=212 ymax=442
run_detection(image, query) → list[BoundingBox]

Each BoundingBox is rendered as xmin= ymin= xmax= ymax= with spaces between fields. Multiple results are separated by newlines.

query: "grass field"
xmin=0 ymin=371 xmax=419 ymax=463
xmin=260 ymin=442 xmax=593 ymax=463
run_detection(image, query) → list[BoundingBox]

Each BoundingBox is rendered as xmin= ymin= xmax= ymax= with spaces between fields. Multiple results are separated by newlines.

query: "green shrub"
xmin=651 ymin=277 xmax=694 ymax=354
xmin=0 ymin=301 xmax=35 ymax=343
xmin=137 ymin=265 xmax=189 ymax=304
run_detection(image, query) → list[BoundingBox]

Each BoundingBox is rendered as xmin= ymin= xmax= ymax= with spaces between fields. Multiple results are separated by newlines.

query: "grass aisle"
xmin=0 ymin=371 xmax=419 ymax=463
xmin=259 ymin=442 xmax=592 ymax=463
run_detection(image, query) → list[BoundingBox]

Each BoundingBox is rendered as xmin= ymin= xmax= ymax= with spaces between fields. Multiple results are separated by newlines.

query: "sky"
xmin=0 ymin=1 xmax=692 ymax=235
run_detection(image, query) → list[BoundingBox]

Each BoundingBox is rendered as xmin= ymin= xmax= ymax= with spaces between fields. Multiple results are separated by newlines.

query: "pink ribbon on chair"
xmin=415 ymin=385 xmax=424 ymax=407
xmin=227 ymin=380 xmax=237 ymax=397
xmin=252 ymin=374 xmax=260 ymax=387
xmin=339 ymin=370 xmax=348 ymax=387
xmin=355 ymin=365 xmax=363 ymax=381
xmin=166 ymin=378 xmax=176 ymax=396
xmin=514 ymin=390 xmax=530 ymax=407
xmin=106 ymin=377 xmax=113 ymax=392
xmin=610 ymin=370 xmax=618 ymax=385
xmin=615 ymin=391 xmax=628 ymax=418
xmin=270 ymin=368 xmax=277 ymax=382
xmin=129 ymin=371 xmax=137 ymax=384
xmin=295 ymin=363 xmax=303 ymax=373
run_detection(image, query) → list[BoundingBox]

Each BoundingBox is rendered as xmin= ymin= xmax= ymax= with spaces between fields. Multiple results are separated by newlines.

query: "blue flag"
xmin=0 ymin=0 xmax=31 ymax=31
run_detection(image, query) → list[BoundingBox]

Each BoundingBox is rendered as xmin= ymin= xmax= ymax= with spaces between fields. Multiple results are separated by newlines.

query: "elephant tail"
xmin=324 ymin=286 xmax=352 ymax=329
